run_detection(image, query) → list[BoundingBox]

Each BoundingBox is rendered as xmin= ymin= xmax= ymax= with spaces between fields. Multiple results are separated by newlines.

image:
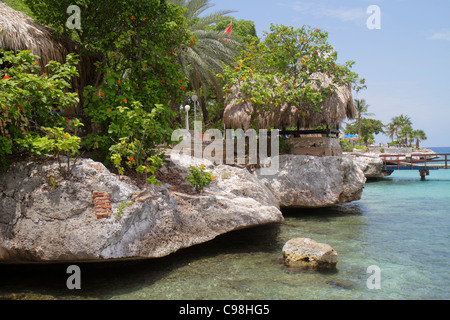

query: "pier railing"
xmin=379 ymin=153 xmax=449 ymax=170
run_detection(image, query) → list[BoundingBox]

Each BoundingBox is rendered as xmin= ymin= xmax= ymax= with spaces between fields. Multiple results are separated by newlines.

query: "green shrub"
xmin=0 ymin=50 xmax=79 ymax=170
xmin=339 ymin=139 xmax=354 ymax=152
xmin=186 ymin=165 xmax=214 ymax=192
xmin=17 ymin=119 xmax=84 ymax=175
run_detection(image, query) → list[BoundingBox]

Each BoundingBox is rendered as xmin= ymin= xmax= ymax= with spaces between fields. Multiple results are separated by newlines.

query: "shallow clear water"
xmin=0 ymin=148 xmax=449 ymax=300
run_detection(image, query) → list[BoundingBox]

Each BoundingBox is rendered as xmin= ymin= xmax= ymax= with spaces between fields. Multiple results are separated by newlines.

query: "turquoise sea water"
xmin=0 ymin=148 xmax=449 ymax=300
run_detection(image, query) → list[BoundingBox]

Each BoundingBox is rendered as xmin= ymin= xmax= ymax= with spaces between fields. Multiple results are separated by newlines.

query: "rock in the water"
xmin=254 ymin=155 xmax=366 ymax=208
xmin=0 ymin=157 xmax=283 ymax=262
xmin=282 ymin=238 xmax=338 ymax=270
xmin=345 ymin=154 xmax=392 ymax=179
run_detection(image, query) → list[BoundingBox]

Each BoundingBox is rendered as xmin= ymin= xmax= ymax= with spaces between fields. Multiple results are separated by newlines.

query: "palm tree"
xmin=389 ymin=114 xmax=412 ymax=143
xmin=398 ymin=125 xmax=412 ymax=146
xmin=397 ymin=114 xmax=412 ymax=128
xmin=169 ymin=0 xmax=242 ymax=124
xmin=384 ymin=122 xmax=396 ymax=142
xmin=354 ymin=99 xmax=375 ymax=141
xmin=412 ymin=129 xmax=427 ymax=148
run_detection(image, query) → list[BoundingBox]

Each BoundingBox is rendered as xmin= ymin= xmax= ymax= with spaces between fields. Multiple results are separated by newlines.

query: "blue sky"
xmin=211 ymin=0 xmax=450 ymax=147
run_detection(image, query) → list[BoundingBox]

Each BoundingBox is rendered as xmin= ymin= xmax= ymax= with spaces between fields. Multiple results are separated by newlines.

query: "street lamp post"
xmin=184 ymin=105 xmax=190 ymax=130
xmin=191 ymin=94 xmax=198 ymax=122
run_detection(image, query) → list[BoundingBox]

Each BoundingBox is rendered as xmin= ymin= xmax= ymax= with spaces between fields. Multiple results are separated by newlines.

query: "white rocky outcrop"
xmin=0 ymin=157 xmax=282 ymax=262
xmin=0 ymin=153 xmax=367 ymax=262
xmin=254 ymin=155 xmax=366 ymax=208
xmin=345 ymin=153 xmax=393 ymax=179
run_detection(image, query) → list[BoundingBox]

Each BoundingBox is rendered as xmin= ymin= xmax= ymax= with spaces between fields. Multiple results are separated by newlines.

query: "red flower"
xmin=100 ymin=92 xmax=104 ymax=97
xmin=129 ymin=157 xmax=134 ymax=162
xmin=3 ymin=75 xmax=10 ymax=80
xmin=66 ymin=118 xmax=70 ymax=122
xmin=131 ymin=16 xmax=134 ymax=20
xmin=2 ymin=106 xmax=6 ymax=110
xmin=118 ymin=80 xmax=121 ymax=84
xmin=123 ymin=99 xmax=127 ymax=103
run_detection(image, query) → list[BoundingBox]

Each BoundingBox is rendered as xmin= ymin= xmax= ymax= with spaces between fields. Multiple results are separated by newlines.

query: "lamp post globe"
xmin=191 ymin=95 xmax=198 ymax=121
xmin=184 ymin=105 xmax=190 ymax=130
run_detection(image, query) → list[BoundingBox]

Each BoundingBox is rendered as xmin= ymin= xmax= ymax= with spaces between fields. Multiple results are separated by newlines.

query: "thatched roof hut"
xmin=0 ymin=2 xmax=80 ymax=70
xmin=223 ymin=73 xmax=356 ymax=131
xmin=0 ymin=3 xmax=101 ymax=114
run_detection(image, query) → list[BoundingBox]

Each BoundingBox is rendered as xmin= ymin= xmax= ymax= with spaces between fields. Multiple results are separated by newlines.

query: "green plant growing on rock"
xmin=0 ymin=50 xmax=79 ymax=170
xmin=109 ymin=136 xmax=165 ymax=186
xmin=186 ymin=164 xmax=214 ymax=192
xmin=17 ymin=119 xmax=84 ymax=176
xmin=115 ymin=201 xmax=133 ymax=221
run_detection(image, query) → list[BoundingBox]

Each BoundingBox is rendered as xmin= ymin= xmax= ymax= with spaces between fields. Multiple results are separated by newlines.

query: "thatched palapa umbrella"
xmin=223 ymin=73 xmax=356 ymax=131
xmin=0 ymin=3 xmax=100 ymax=114
xmin=0 ymin=3 xmax=79 ymax=70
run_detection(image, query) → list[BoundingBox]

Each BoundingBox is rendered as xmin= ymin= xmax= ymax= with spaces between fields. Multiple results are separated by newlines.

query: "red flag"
xmin=223 ymin=21 xmax=232 ymax=35
xmin=218 ymin=21 xmax=232 ymax=42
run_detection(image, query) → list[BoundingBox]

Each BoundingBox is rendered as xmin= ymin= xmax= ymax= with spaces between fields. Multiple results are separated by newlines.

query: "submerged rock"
xmin=0 ymin=157 xmax=282 ymax=262
xmin=254 ymin=155 xmax=366 ymax=208
xmin=282 ymin=238 xmax=338 ymax=270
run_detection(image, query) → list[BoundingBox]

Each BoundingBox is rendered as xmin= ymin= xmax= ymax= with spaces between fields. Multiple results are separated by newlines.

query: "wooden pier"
xmin=379 ymin=153 xmax=449 ymax=180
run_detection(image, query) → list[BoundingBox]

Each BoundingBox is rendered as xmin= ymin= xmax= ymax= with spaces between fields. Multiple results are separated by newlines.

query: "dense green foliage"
xmin=22 ymin=0 xmax=192 ymax=182
xmin=168 ymin=0 xmax=242 ymax=124
xmin=345 ymin=118 xmax=384 ymax=147
xmin=1 ymin=1 xmax=376 ymax=178
xmin=1 ymin=0 xmax=34 ymax=17
xmin=0 ymin=50 xmax=79 ymax=169
xmin=210 ymin=18 xmax=258 ymax=47
xmin=221 ymin=24 xmax=365 ymax=125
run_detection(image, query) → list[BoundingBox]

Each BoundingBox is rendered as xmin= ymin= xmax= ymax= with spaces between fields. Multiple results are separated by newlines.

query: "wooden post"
xmin=419 ymin=169 xmax=429 ymax=181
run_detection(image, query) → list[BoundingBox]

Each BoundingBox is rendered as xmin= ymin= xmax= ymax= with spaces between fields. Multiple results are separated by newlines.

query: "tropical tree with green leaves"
xmin=354 ymin=98 xmax=375 ymax=141
xmin=209 ymin=17 xmax=258 ymax=47
xmin=168 ymin=0 xmax=242 ymax=124
xmin=221 ymin=24 xmax=366 ymax=130
xmin=384 ymin=122 xmax=396 ymax=142
xmin=399 ymin=124 xmax=413 ymax=146
xmin=387 ymin=114 xmax=412 ymax=143
xmin=345 ymin=118 xmax=384 ymax=148
xmin=412 ymin=129 xmax=427 ymax=148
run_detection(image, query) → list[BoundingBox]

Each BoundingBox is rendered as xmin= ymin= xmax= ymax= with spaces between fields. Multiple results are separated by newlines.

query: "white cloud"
xmin=429 ymin=30 xmax=450 ymax=42
xmin=285 ymin=1 xmax=367 ymax=24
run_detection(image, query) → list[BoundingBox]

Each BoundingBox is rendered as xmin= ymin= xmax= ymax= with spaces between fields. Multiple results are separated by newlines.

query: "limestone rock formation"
xmin=282 ymin=238 xmax=338 ymax=270
xmin=254 ymin=155 xmax=366 ymax=208
xmin=0 ymin=157 xmax=282 ymax=262
xmin=346 ymin=154 xmax=393 ymax=179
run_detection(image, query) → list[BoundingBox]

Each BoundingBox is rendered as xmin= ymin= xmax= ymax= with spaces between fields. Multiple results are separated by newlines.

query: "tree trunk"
xmin=200 ymin=97 xmax=209 ymax=124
